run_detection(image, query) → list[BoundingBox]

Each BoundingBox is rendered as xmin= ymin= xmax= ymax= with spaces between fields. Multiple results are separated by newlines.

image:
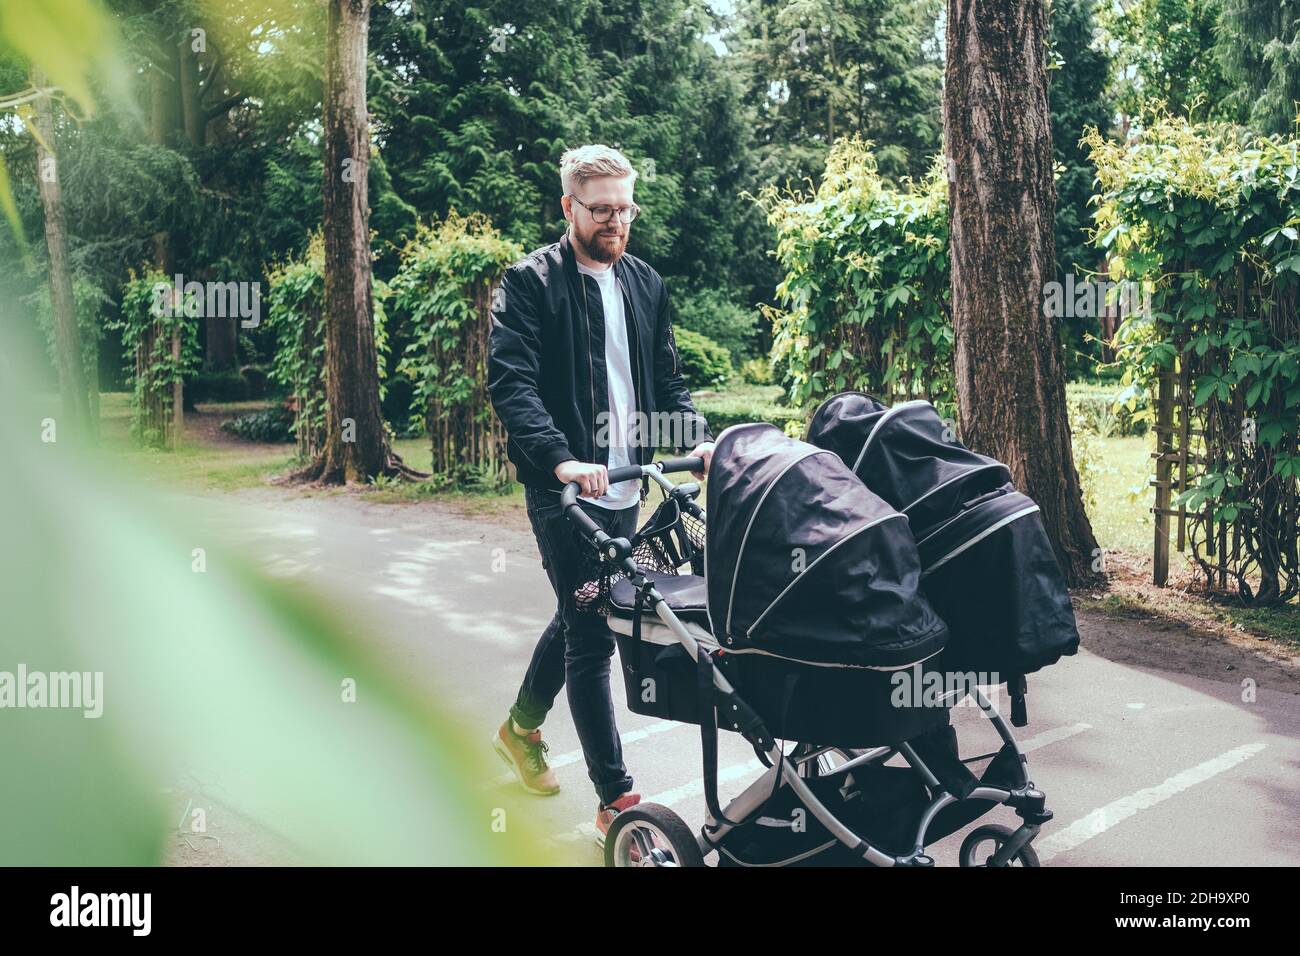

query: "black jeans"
xmin=511 ymin=484 xmax=639 ymax=805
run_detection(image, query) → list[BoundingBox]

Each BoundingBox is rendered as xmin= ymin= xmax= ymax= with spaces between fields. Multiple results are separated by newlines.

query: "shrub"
xmin=1087 ymin=113 xmax=1300 ymax=602
xmin=670 ymin=286 xmax=761 ymax=360
xmin=1066 ymin=381 xmax=1150 ymax=437
xmin=758 ymin=138 xmax=954 ymax=419
xmin=187 ymin=370 xmax=252 ymax=406
xmin=110 ymin=269 xmax=201 ymax=447
xmin=692 ymin=384 xmax=804 ymax=435
xmin=739 ymin=356 xmax=775 ymax=385
xmin=674 ymin=327 xmax=732 ymax=389
xmin=220 ymin=406 xmax=294 ymax=443
xmin=265 ymin=233 xmax=391 ymax=459
xmin=389 ymin=212 xmax=522 ymax=488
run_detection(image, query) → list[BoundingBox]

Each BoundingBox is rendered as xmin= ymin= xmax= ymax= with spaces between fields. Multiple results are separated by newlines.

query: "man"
xmin=487 ymin=144 xmax=714 ymax=846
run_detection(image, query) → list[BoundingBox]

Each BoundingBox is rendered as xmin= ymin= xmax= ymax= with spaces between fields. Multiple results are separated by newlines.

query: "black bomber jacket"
xmin=487 ymin=232 xmax=712 ymax=491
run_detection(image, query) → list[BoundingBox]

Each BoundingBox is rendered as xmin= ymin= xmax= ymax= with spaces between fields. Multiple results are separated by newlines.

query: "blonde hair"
xmin=559 ymin=144 xmax=637 ymax=195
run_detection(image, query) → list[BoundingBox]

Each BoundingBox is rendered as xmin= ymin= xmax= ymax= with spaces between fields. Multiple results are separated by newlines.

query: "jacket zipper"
xmin=581 ymin=272 xmax=596 ymax=463
xmin=620 ymin=275 xmax=646 ymax=463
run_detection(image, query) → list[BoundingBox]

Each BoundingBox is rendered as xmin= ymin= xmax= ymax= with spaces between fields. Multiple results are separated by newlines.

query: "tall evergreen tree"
xmin=1216 ymin=0 xmax=1300 ymax=136
xmin=370 ymin=0 xmax=770 ymax=317
xmin=1049 ymin=0 xmax=1114 ymax=371
xmin=732 ymin=0 xmax=943 ymax=188
xmin=1101 ymin=0 xmax=1230 ymax=123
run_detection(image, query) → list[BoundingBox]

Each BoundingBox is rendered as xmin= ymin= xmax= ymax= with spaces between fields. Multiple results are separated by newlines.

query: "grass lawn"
xmin=1079 ymin=433 xmax=1298 ymax=649
xmin=1082 ymin=433 xmax=1155 ymax=555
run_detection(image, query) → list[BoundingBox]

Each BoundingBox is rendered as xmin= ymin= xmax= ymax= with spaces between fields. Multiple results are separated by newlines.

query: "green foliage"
xmin=265 ymin=237 xmax=327 ymax=456
xmin=1087 ymin=115 xmax=1300 ymax=598
xmin=739 ymin=355 xmax=776 ymax=385
xmin=110 ymin=269 xmax=200 ymax=447
xmin=391 ymin=213 xmax=522 ymax=434
xmin=1050 ymin=0 xmax=1116 ymax=375
xmin=33 ymin=277 xmax=107 ymax=383
xmin=369 ymin=0 xmax=771 ymax=308
xmin=389 ymin=213 xmax=520 ymax=487
xmin=1100 ymin=0 xmax=1231 ymax=121
xmin=691 ymin=384 xmax=804 ymax=435
xmin=673 ymin=327 xmax=732 ymax=390
xmin=1215 ymin=0 xmax=1300 ymax=137
xmin=1066 ymin=380 xmax=1151 ymax=437
xmin=730 ymin=0 xmax=943 ymax=187
xmin=670 ymin=285 xmax=761 ymax=360
xmin=220 ymin=406 xmax=295 ymax=444
xmin=265 ymin=234 xmax=391 ymax=458
xmin=760 ymin=138 xmax=953 ymax=417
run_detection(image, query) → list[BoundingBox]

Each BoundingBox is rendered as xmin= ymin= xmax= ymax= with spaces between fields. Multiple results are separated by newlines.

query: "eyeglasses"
xmin=569 ymin=194 xmax=640 ymax=224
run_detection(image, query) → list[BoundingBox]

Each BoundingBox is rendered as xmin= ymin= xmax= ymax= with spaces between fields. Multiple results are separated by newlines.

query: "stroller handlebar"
xmin=559 ymin=458 xmax=705 ymax=543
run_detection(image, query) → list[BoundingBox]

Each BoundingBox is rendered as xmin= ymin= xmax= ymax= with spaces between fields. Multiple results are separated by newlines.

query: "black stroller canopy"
xmin=806 ymin=392 xmax=1010 ymax=532
xmin=806 ymin=392 xmax=1080 ymax=685
xmin=705 ymin=423 xmax=948 ymax=670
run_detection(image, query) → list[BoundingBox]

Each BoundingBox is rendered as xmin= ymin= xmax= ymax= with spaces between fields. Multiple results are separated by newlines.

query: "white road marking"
xmin=644 ymin=758 xmax=767 ymax=810
xmin=545 ymin=721 xmax=1092 ymax=847
xmin=549 ymin=758 xmax=767 ymax=845
xmin=1035 ymin=742 xmax=1267 ymax=863
xmin=1019 ymin=722 xmax=1092 ymax=754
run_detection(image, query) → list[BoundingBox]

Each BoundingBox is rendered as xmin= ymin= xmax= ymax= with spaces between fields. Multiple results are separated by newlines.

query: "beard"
xmin=574 ymin=225 xmax=628 ymax=264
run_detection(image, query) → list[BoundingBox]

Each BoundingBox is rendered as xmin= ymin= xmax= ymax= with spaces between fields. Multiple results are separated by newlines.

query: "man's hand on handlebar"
xmin=554 ymin=460 xmax=609 ymax=499
xmin=688 ymin=442 xmax=715 ymax=481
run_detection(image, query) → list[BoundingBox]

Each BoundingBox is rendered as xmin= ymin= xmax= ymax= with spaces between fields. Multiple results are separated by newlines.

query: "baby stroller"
xmin=561 ymin=412 xmax=1076 ymax=868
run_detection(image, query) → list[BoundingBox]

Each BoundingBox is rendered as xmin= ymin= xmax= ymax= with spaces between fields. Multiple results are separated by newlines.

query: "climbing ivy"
xmin=758 ymin=138 xmax=954 ymax=421
xmin=1087 ymin=115 xmax=1300 ymax=601
xmin=265 ymin=233 xmax=390 ymax=460
xmin=390 ymin=212 xmax=521 ymax=487
xmin=112 ymin=269 xmax=200 ymax=447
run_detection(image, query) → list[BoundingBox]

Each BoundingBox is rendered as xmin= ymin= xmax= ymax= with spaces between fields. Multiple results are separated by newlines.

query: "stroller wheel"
xmin=604 ymin=804 xmax=705 ymax=868
xmin=958 ymin=824 xmax=1041 ymax=868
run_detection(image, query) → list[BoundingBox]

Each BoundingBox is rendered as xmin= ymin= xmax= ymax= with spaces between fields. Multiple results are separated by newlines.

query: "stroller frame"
xmin=562 ymin=459 xmax=1053 ymax=867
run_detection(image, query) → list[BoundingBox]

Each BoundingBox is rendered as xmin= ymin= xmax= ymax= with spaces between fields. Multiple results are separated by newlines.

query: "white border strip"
xmin=850 ymin=399 xmax=933 ymax=473
xmin=746 ymin=512 xmax=908 ymax=637
xmin=920 ymin=505 xmax=1040 ymax=578
xmin=725 ymin=447 xmax=833 ymax=636
xmin=1035 ymin=742 xmax=1266 ymax=863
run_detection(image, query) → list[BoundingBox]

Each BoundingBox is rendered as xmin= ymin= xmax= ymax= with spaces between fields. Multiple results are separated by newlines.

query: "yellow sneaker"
xmin=493 ymin=719 xmax=560 ymax=796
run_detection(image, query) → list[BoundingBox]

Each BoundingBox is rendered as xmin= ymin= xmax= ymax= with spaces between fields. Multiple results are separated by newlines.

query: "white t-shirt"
xmin=577 ymin=260 xmax=640 ymax=510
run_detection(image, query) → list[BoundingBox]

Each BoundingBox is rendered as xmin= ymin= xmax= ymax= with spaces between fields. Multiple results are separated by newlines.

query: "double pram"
xmin=561 ymin=392 xmax=1079 ymax=867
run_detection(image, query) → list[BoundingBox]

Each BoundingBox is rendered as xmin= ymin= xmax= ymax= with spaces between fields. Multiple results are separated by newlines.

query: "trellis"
xmin=116 ymin=272 xmax=196 ymax=450
xmin=1150 ymin=262 xmax=1300 ymax=605
xmin=425 ymin=277 xmax=509 ymax=485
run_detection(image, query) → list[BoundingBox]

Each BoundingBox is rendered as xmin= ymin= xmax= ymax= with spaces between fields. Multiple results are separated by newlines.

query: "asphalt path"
xmin=174 ymin=487 xmax=1300 ymax=867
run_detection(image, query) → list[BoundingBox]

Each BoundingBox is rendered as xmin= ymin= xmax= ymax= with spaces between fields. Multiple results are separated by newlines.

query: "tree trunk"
xmin=205 ymin=315 xmax=238 ymax=370
xmin=298 ymin=0 xmax=415 ymax=484
xmin=943 ymin=0 xmax=1100 ymax=585
xmin=32 ymin=67 xmax=91 ymax=442
xmin=177 ymin=32 xmax=206 ymax=148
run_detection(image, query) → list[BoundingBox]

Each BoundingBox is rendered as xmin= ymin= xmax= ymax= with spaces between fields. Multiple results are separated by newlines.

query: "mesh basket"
xmin=574 ymin=493 xmax=706 ymax=615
